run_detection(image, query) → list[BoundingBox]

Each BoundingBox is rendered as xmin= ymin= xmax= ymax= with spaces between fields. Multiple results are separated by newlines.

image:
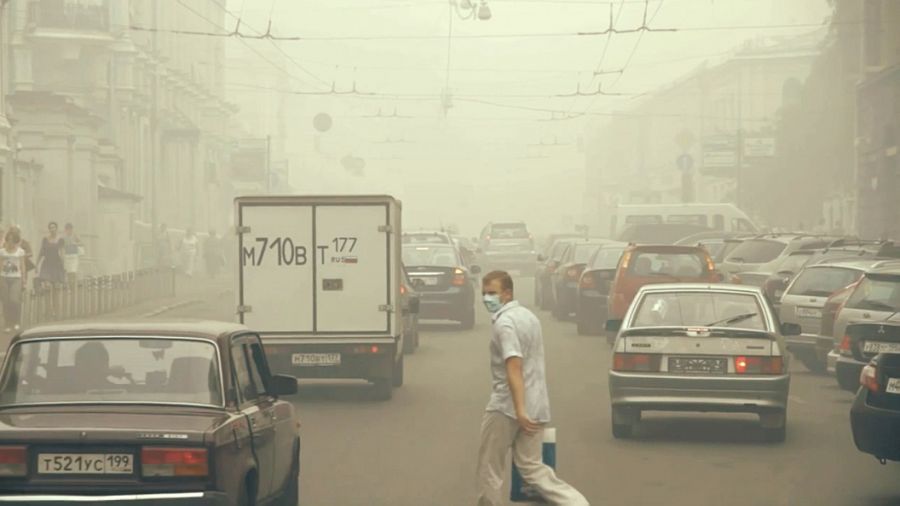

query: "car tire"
xmin=799 ymin=353 xmax=826 ymax=374
xmin=576 ymin=319 xmax=590 ymax=336
xmin=836 ymin=368 xmax=859 ymax=392
xmin=760 ymin=411 xmax=787 ymax=443
xmin=392 ymin=355 xmax=404 ymax=388
xmin=275 ymin=442 xmax=300 ymax=506
xmin=237 ymin=474 xmax=255 ymax=506
xmin=611 ymin=407 xmax=636 ymax=439
xmin=460 ymin=308 xmax=476 ymax=330
xmin=539 ymin=283 xmax=552 ymax=311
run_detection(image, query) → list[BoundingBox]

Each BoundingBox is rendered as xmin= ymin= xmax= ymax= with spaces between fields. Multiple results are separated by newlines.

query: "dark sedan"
xmin=576 ymin=242 xmax=626 ymax=335
xmin=549 ymin=239 xmax=607 ymax=320
xmin=402 ymin=244 xmax=480 ymax=329
xmin=851 ymin=351 xmax=900 ymax=463
xmin=0 ymin=321 xmax=300 ymax=505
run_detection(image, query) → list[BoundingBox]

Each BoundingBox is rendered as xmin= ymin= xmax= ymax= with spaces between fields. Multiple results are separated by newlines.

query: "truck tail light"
xmin=451 ymin=268 xmax=466 ymax=286
xmin=580 ymin=273 xmax=595 ymax=289
xmin=734 ymin=356 xmax=784 ymax=374
xmin=0 ymin=446 xmax=26 ymax=477
xmin=612 ymin=353 xmax=660 ymax=372
xmin=839 ymin=335 xmax=852 ymax=357
xmin=860 ymin=362 xmax=878 ymax=393
xmin=142 ymin=447 xmax=209 ymax=478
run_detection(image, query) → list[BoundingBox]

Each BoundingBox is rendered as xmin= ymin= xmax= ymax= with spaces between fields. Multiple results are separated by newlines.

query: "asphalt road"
xmin=163 ymin=278 xmax=900 ymax=506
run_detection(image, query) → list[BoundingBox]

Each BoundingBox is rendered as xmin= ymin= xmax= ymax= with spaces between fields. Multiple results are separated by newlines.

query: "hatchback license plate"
xmin=795 ymin=306 xmax=822 ymax=319
xmin=862 ymin=341 xmax=900 ymax=354
xmin=38 ymin=453 xmax=133 ymax=475
xmin=669 ymin=357 xmax=727 ymax=374
xmin=292 ymin=353 xmax=341 ymax=366
xmin=887 ymin=378 xmax=900 ymax=395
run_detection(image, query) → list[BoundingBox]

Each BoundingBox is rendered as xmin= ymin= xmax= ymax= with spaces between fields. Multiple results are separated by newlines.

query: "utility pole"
xmin=735 ymin=74 xmax=744 ymax=210
xmin=265 ymin=135 xmax=271 ymax=193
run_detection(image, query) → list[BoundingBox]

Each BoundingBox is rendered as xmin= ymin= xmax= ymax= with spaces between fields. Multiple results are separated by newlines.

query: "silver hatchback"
xmin=607 ymin=284 xmax=794 ymax=442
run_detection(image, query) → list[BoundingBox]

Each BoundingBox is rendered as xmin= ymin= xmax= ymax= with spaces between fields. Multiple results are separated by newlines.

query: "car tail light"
xmin=351 ymin=345 xmax=383 ymax=354
xmin=142 ymin=447 xmax=209 ymax=478
xmin=705 ymin=256 xmax=716 ymax=272
xmin=0 ymin=446 xmax=26 ymax=477
xmin=451 ymin=268 xmax=466 ymax=286
xmin=580 ymin=273 xmax=595 ymax=289
xmin=839 ymin=335 xmax=852 ymax=357
xmin=620 ymin=251 xmax=632 ymax=270
xmin=731 ymin=274 xmax=742 ymax=284
xmin=566 ymin=268 xmax=580 ymax=280
xmin=400 ymin=284 xmax=407 ymax=295
xmin=860 ymin=362 xmax=878 ymax=393
xmin=734 ymin=356 xmax=784 ymax=374
xmin=612 ymin=353 xmax=660 ymax=372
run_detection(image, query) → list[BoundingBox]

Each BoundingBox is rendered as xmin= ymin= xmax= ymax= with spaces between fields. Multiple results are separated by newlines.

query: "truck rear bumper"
xmin=262 ymin=340 xmax=397 ymax=381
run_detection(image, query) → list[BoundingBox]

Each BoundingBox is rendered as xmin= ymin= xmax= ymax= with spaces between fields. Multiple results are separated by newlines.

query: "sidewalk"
xmin=0 ymin=273 xmax=234 ymax=356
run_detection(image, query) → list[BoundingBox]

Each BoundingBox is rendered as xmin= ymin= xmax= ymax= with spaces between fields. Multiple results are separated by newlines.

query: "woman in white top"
xmin=179 ymin=228 xmax=200 ymax=277
xmin=0 ymin=228 xmax=27 ymax=332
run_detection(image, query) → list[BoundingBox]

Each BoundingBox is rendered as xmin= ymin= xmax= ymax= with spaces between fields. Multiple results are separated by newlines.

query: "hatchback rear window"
xmin=787 ymin=267 xmax=863 ymax=298
xmin=591 ymin=247 xmax=625 ymax=269
xmin=725 ymin=239 xmax=787 ymax=264
xmin=629 ymin=251 xmax=708 ymax=278
xmin=631 ymin=292 xmax=766 ymax=330
xmin=845 ymin=275 xmax=900 ymax=312
xmin=489 ymin=224 xmax=529 ymax=239
xmin=574 ymin=244 xmax=602 ymax=263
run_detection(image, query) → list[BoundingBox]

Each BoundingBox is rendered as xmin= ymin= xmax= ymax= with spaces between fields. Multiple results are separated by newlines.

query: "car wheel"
xmin=236 ymin=474 xmax=255 ymax=506
xmin=276 ymin=442 xmax=300 ymax=506
xmin=760 ymin=411 xmax=787 ymax=443
xmin=460 ymin=308 xmax=476 ymax=330
xmin=373 ymin=378 xmax=393 ymax=400
xmin=799 ymin=353 xmax=826 ymax=374
xmin=836 ymin=368 xmax=859 ymax=392
xmin=576 ymin=319 xmax=590 ymax=336
xmin=762 ymin=424 xmax=786 ymax=443
xmin=392 ymin=355 xmax=404 ymax=388
xmin=539 ymin=283 xmax=552 ymax=311
xmin=611 ymin=407 xmax=636 ymax=439
xmin=402 ymin=332 xmax=416 ymax=355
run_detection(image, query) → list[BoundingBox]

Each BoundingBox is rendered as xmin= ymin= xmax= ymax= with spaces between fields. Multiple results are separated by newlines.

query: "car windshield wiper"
xmin=704 ymin=312 xmax=758 ymax=327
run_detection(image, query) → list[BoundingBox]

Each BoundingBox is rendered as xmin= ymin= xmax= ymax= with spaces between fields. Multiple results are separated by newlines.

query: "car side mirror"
xmin=537 ymin=254 xmax=547 ymax=262
xmin=470 ymin=265 xmax=482 ymax=275
xmin=409 ymin=297 xmax=420 ymax=314
xmin=269 ymin=374 xmax=298 ymax=396
xmin=605 ymin=320 xmax=622 ymax=333
xmin=781 ymin=323 xmax=802 ymax=336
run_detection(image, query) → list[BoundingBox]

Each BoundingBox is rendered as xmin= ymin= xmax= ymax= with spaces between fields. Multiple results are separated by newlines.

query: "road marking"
xmin=789 ymin=395 xmax=808 ymax=405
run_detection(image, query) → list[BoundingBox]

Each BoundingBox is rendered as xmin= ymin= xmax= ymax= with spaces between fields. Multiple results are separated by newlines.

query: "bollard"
xmin=510 ymin=427 xmax=557 ymax=503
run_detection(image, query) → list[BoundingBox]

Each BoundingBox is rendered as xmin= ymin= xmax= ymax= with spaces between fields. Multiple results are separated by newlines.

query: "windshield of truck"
xmin=725 ymin=239 xmax=787 ymax=264
xmin=0 ymin=338 xmax=223 ymax=407
xmin=402 ymin=245 xmax=459 ymax=268
xmin=787 ymin=267 xmax=863 ymax=298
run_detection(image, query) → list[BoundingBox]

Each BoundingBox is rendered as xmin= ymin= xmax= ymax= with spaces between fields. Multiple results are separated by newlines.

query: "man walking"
xmin=476 ymin=271 xmax=589 ymax=506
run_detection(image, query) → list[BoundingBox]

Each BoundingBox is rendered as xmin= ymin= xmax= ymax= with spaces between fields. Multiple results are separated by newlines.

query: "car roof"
xmin=635 ymin=283 xmax=763 ymax=295
xmin=14 ymin=320 xmax=249 ymax=344
xmin=811 ymin=257 xmax=900 ymax=270
xmin=742 ymin=233 xmax=837 ymax=244
xmin=626 ymin=244 xmax=709 ymax=253
xmin=865 ymin=265 xmax=900 ymax=276
xmin=675 ymin=232 xmax=754 ymax=244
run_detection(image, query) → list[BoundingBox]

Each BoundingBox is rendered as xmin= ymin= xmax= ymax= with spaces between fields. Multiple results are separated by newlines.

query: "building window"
xmin=864 ymin=0 xmax=882 ymax=68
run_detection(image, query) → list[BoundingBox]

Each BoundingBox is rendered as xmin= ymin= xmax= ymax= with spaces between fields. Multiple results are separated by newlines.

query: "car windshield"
xmin=574 ymin=243 xmax=602 ymax=263
xmin=774 ymin=253 xmax=813 ymax=274
xmin=629 ymin=251 xmax=708 ymax=278
xmin=591 ymin=247 xmax=625 ymax=269
xmin=402 ymin=245 xmax=458 ymax=267
xmin=787 ymin=267 xmax=862 ymax=297
xmin=845 ymin=276 xmax=900 ymax=312
xmin=489 ymin=224 xmax=529 ymax=239
xmin=726 ymin=239 xmax=787 ymax=264
xmin=632 ymin=292 xmax=767 ymax=330
xmin=0 ymin=338 xmax=223 ymax=407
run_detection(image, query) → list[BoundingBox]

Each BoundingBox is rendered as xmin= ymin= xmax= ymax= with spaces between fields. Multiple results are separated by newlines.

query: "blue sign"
xmin=677 ymin=153 xmax=694 ymax=172
xmin=510 ymin=428 xmax=557 ymax=503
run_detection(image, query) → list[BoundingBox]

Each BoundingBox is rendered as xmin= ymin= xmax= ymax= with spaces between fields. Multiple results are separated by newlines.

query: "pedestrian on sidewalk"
xmin=203 ymin=229 xmax=224 ymax=279
xmin=179 ymin=228 xmax=199 ymax=277
xmin=475 ymin=270 xmax=589 ymax=506
xmin=156 ymin=223 xmax=173 ymax=271
xmin=38 ymin=222 xmax=66 ymax=286
xmin=62 ymin=222 xmax=83 ymax=286
xmin=0 ymin=228 xmax=27 ymax=332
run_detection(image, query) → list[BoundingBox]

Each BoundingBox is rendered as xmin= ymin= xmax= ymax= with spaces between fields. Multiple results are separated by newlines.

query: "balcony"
xmin=28 ymin=0 xmax=110 ymax=37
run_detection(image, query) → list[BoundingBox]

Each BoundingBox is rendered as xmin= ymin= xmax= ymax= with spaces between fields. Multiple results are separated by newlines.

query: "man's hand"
xmin=516 ymin=412 xmax=542 ymax=435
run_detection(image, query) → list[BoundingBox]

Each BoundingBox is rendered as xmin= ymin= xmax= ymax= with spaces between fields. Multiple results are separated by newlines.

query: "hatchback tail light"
xmin=451 ymin=268 xmax=467 ymax=286
xmin=734 ymin=356 xmax=784 ymax=374
xmin=0 ymin=446 xmax=26 ymax=477
xmin=612 ymin=353 xmax=660 ymax=372
xmin=580 ymin=273 xmax=595 ymax=289
xmin=860 ymin=362 xmax=878 ymax=393
xmin=839 ymin=335 xmax=852 ymax=357
xmin=142 ymin=447 xmax=209 ymax=478
xmin=400 ymin=284 xmax=407 ymax=295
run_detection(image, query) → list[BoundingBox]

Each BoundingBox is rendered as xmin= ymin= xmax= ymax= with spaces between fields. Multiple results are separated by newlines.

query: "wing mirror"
xmin=470 ymin=265 xmax=482 ymax=275
xmin=537 ymin=254 xmax=547 ymax=262
xmin=270 ymin=374 xmax=298 ymax=396
xmin=605 ymin=320 xmax=622 ymax=333
xmin=781 ymin=323 xmax=802 ymax=336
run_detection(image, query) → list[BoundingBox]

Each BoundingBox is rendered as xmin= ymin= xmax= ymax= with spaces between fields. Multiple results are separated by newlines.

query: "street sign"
xmin=702 ymin=135 xmax=737 ymax=169
xmin=676 ymin=153 xmax=694 ymax=172
xmin=744 ymin=137 xmax=776 ymax=157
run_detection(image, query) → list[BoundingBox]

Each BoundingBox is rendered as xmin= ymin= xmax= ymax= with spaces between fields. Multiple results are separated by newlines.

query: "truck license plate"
xmin=887 ymin=378 xmax=900 ymax=395
xmin=38 ymin=453 xmax=133 ymax=475
xmin=292 ymin=353 xmax=341 ymax=366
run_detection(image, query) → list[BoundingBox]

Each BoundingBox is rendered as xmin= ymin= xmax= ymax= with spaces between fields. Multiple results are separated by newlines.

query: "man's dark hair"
xmin=482 ymin=270 xmax=514 ymax=292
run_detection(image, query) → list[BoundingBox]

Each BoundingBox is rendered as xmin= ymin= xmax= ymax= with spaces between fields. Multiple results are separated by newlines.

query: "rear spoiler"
xmin=621 ymin=327 xmax=774 ymax=339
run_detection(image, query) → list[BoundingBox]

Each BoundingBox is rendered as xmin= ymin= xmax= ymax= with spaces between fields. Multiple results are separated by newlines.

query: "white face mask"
xmin=483 ymin=294 xmax=504 ymax=313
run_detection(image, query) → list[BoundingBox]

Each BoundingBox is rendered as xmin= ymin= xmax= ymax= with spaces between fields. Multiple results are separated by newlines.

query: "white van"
xmin=610 ymin=203 xmax=758 ymax=237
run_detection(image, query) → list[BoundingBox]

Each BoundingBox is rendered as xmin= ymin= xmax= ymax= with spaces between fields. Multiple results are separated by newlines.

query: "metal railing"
xmin=20 ymin=268 xmax=176 ymax=327
xmin=28 ymin=0 xmax=110 ymax=32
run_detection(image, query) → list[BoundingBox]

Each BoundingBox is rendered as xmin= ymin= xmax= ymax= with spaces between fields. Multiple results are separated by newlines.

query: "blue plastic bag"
xmin=510 ymin=428 xmax=556 ymax=503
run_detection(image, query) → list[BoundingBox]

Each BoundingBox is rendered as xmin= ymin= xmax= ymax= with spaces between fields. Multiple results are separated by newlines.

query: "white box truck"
xmin=235 ymin=195 xmax=405 ymax=400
